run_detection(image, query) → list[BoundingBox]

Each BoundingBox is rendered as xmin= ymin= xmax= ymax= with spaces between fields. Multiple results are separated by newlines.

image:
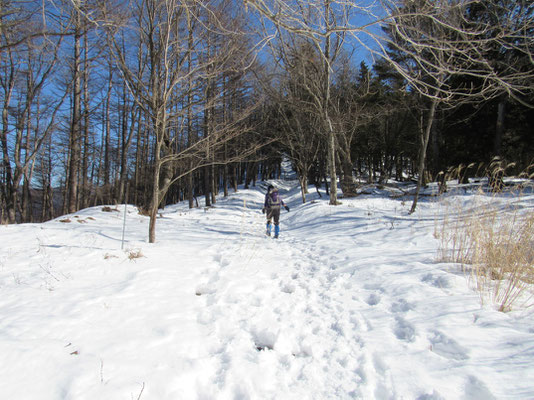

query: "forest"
xmin=1 ymin=0 xmax=533 ymax=241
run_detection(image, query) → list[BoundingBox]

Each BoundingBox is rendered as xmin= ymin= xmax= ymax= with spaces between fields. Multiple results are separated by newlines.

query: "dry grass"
xmin=127 ymin=249 xmax=144 ymax=260
xmin=102 ymin=206 xmax=119 ymax=213
xmin=436 ymin=162 xmax=534 ymax=312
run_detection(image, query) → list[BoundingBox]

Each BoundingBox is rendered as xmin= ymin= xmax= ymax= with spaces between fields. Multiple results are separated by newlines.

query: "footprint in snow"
xmin=391 ymin=299 xmax=414 ymax=313
xmin=364 ymin=283 xmax=385 ymax=292
xmin=371 ymin=353 xmax=396 ymax=398
xmin=394 ymin=316 xmax=416 ymax=342
xmin=416 ymin=391 xmax=446 ymax=400
xmin=213 ymin=253 xmax=230 ymax=268
xmin=208 ymin=271 xmax=221 ymax=284
xmin=349 ymin=311 xmax=369 ymax=332
xmin=280 ymin=282 xmax=296 ymax=294
xmin=195 ymin=283 xmax=216 ymax=297
xmin=251 ymin=328 xmax=277 ymax=353
xmin=421 ymin=273 xmax=451 ymax=289
xmin=250 ymin=295 xmax=263 ymax=307
xmin=464 ymin=375 xmax=496 ymax=399
xmin=366 ymin=293 xmax=381 ymax=306
xmin=428 ymin=331 xmax=469 ymax=361
xmin=330 ymin=319 xmax=353 ymax=338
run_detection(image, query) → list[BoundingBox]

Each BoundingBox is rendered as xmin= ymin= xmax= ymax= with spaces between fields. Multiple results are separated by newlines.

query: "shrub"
xmin=436 ymin=182 xmax=534 ymax=312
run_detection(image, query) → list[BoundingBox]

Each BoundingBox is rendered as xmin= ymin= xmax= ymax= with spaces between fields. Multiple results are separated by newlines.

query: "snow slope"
xmin=1 ymin=178 xmax=533 ymax=400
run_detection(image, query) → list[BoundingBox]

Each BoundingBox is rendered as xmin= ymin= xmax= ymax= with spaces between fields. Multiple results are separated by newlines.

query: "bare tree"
xmin=0 ymin=1 xmax=51 ymax=51
xmin=331 ymin=60 xmax=377 ymax=195
xmin=246 ymin=0 xmax=359 ymax=205
xmin=0 ymin=8 xmax=66 ymax=223
xmin=65 ymin=0 xmax=84 ymax=213
xmin=258 ymin=39 xmax=324 ymax=202
xmin=246 ymin=0 xmax=533 ymax=211
xmin=380 ymin=0 xmax=534 ymax=212
xmin=99 ymin=0 xmax=263 ymax=242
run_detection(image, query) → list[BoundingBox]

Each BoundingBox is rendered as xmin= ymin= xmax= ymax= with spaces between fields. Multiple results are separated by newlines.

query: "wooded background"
xmin=1 ymin=0 xmax=532 ymax=240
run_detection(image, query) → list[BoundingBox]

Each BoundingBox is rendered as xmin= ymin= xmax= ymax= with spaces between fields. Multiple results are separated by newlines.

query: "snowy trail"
xmin=183 ymin=190 xmax=478 ymax=399
xmin=193 ymin=220 xmax=367 ymax=398
xmin=1 ymin=179 xmax=534 ymax=399
xmin=220 ymin=186 xmax=528 ymax=399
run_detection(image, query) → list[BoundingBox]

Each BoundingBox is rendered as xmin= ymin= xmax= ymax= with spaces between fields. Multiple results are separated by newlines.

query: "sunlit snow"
xmin=1 ymin=173 xmax=533 ymax=399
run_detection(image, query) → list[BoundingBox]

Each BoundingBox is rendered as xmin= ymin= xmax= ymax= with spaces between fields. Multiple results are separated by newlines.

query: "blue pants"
xmin=266 ymin=207 xmax=281 ymax=226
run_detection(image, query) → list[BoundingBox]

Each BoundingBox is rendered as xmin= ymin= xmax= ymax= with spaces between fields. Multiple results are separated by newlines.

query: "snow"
xmin=1 ymin=176 xmax=534 ymax=400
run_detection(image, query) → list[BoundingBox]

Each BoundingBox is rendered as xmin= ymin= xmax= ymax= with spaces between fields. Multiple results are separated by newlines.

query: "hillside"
xmin=1 ymin=177 xmax=533 ymax=399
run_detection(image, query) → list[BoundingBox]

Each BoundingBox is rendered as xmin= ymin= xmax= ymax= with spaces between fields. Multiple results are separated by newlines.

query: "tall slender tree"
xmin=246 ymin=0 xmax=356 ymax=205
xmin=0 ymin=3 xmax=65 ymax=222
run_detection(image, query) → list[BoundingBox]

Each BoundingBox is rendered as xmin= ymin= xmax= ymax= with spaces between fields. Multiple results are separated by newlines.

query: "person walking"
xmin=262 ymin=184 xmax=290 ymax=238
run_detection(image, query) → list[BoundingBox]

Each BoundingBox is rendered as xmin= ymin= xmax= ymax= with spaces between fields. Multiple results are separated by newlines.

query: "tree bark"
xmin=68 ymin=6 xmax=83 ymax=214
xmin=324 ymin=0 xmax=338 ymax=205
xmin=494 ymin=98 xmax=505 ymax=157
xmin=81 ymin=29 xmax=90 ymax=209
xmin=1 ymin=89 xmax=16 ymax=223
xmin=410 ymin=99 xmax=438 ymax=214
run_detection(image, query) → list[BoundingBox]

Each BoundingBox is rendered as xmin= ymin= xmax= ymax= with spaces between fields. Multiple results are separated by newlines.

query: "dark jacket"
xmin=264 ymin=188 xmax=285 ymax=210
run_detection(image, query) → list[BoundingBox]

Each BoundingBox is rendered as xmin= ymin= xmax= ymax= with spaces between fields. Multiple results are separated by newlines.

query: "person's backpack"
xmin=268 ymin=189 xmax=281 ymax=208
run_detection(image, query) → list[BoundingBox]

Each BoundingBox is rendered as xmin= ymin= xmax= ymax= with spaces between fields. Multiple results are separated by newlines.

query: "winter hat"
xmin=267 ymin=184 xmax=274 ymax=192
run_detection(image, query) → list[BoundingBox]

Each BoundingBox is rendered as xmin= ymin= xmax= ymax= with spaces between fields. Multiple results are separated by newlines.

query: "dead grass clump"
xmin=127 ymin=249 xmax=144 ymax=260
xmin=102 ymin=206 xmax=119 ymax=213
xmin=468 ymin=209 xmax=534 ymax=311
xmin=138 ymin=207 xmax=150 ymax=216
xmin=59 ymin=218 xmax=71 ymax=223
xmin=436 ymin=174 xmax=534 ymax=312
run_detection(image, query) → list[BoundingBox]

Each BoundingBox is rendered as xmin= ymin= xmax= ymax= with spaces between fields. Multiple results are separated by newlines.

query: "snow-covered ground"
xmin=1 ymin=177 xmax=533 ymax=400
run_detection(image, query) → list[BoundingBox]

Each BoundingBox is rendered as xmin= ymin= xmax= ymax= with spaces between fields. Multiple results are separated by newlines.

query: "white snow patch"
xmin=1 ymin=180 xmax=534 ymax=399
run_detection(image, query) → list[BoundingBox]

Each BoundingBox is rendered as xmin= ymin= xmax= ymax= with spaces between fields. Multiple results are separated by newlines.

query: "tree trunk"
xmin=222 ymin=165 xmax=228 ymax=197
xmin=134 ymin=116 xmax=143 ymax=207
xmin=81 ymin=30 xmax=90 ymax=209
xmin=186 ymin=5 xmax=195 ymax=209
xmin=22 ymin=177 xmax=31 ymax=222
xmin=204 ymin=166 xmax=212 ymax=207
xmin=187 ymin=171 xmax=194 ymax=208
xmin=324 ymin=0 xmax=338 ymax=206
xmin=104 ymin=64 xmax=112 ymax=204
xmin=211 ymin=164 xmax=217 ymax=205
xmin=299 ymin=174 xmax=307 ymax=204
xmin=1 ymin=67 xmax=16 ymax=223
xmin=1 ymin=139 xmax=16 ymax=223
xmin=68 ymin=9 xmax=82 ymax=214
xmin=232 ymin=164 xmax=238 ymax=192
xmin=148 ymin=136 xmax=162 ymax=243
xmin=340 ymin=157 xmax=357 ymax=197
xmin=119 ymin=84 xmax=129 ymax=203
xmin=410 ymin=99 xmax=438 ymax=214
xmin=430 ymin=112 xmax=440 ymax=176
xmin=494 ymin=98 xmax=505 ymax=157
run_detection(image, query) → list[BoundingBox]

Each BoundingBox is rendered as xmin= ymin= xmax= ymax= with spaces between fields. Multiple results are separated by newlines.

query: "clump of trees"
xmin=1 ymin=0 xmax=533 ymax=240
xmin=247 ymin=0 xmax=533 ymax=207
xmin=1 ymin=0 xmax=267 ymax=242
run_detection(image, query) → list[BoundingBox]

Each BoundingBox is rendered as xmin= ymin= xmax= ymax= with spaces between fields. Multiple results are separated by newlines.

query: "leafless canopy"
xmin=379 ymin=0 xmax=534 ymax=105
